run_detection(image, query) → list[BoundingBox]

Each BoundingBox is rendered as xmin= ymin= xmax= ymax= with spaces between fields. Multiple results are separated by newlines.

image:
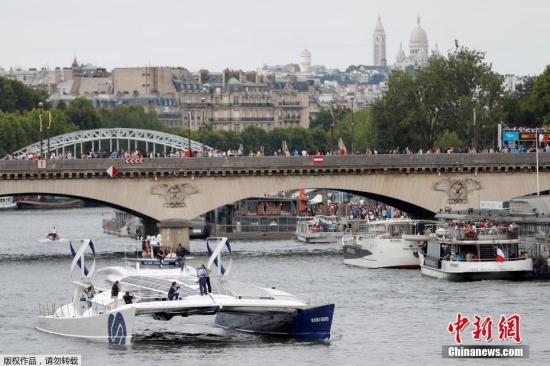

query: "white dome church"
xmin=394 ymin=16 xmax=432 ymax=70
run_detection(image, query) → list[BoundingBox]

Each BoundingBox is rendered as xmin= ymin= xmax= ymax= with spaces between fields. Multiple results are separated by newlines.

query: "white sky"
xmin=1 ymin=0 xmax=548 ymax=75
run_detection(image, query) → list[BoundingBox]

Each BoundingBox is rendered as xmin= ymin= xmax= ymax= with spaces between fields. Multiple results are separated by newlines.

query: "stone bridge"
xmin=2 ymin=154 xmax=550 ymax=246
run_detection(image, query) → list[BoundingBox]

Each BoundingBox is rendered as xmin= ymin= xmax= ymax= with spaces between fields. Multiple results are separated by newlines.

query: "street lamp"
xmin=350 ymin=95 xmax=355 ymax=155
xmin=201 ymin=96 xmax=206 ymax=157
xmin=186 ymin=100 xmax=192 ymax=157
xmin=46 ymin=111 xmax=52 ymax=159
xmin=330 ymin=102 xmax=336 ymax=154
xmin=38 ymin=102 xmax=44 ymax=158
xmin=472 ymin=86 xmax=481 ymax=152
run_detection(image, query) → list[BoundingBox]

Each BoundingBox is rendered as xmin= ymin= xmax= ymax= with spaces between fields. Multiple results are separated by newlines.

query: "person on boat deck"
xmin=111 ymin=281 xmax=120 ymax=308
xmin=465 ymin=252 xmax=473 ymax=262
xmin=123 ymin=291 xmax=134 ymax=304
xmin=142 ymin=243 xmax=150 ymax=258
xmin=176 ymin=243 xmax=187 ymax=269
xmin=450 ymin=252 xmax=456 ymax=261
xmin=157 ymin=247 xmax=166 ymax=266
xmin=85 ymin=285 xmax=96 ymax=299
xmin=168 ymin=282 xmax=180 ymax=300
xmin=197 ymin=265 xmax=209 ymax=296
xmin=49 ymin=226 xmax=57 ymax=240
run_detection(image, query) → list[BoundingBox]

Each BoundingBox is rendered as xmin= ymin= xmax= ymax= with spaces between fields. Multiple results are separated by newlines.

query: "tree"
xmin=370 ymin=46 xmax=505 ymax=150
xmin=66 ymin=97 xmax=102 ymax=130
xmin=0 ymin=77 xmax=46 ymax=113
xmin=240 ymin=126 xmax=267 ymax=153
xmin=99 ymin=105 xmax=165 ymax=130
xmin=266 ymin=128 xmax=290 ymax=154
xmin=434 ymin=131 xmax=462 ymax=150
xmin=310 ymin=109 xmax=333 ymax=131
xmin=56 ymin=100 xmax=67 ymax=110
xmin=529 ymin=65 xmax=550 ymax=125
xmin=0 ymin=78 xmax=16 ymax=112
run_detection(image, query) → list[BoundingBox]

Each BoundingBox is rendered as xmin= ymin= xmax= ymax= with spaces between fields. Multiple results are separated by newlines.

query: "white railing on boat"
xmin=38 ymin=301 xmax=109 ymax=317
xmin=442 ymin=227 xmax=518 ymax=241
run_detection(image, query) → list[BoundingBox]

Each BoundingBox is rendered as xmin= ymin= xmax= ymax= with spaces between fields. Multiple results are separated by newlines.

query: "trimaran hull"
xmin=215 ymin=304 xmax=335 ymax=340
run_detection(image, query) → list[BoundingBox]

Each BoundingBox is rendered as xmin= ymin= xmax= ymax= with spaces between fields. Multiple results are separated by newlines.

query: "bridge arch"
xmin=8 ymin=128 xmax=212 ymax=159
xmin=0 ymin=192 xmax=157 ymax=221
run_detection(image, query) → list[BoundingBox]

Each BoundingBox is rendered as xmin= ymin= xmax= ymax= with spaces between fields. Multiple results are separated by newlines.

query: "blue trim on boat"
xmin=289 ymin=304 xmax=335 ymax=341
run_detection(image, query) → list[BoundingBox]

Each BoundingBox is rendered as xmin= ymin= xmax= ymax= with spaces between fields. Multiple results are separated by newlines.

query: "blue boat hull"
xmin=214 ymin=304 xmax=335 ymax=341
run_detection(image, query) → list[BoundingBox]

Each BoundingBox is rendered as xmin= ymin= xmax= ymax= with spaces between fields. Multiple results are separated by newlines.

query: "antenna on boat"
xmin=206 ymin=237 xmax=232 ymax=277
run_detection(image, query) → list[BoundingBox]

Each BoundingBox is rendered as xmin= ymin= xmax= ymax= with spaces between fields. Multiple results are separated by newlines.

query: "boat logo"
xmin=108 ymin=312 xmax=127 ymax=345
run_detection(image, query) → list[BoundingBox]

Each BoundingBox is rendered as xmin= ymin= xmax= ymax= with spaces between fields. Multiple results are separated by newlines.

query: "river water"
xmin=0 ymin=207 xmax=549 ymax=365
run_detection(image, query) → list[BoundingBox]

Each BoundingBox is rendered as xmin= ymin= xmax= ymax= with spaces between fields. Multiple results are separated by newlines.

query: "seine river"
xmin=0 ymin=207 xmax=549 ymax=365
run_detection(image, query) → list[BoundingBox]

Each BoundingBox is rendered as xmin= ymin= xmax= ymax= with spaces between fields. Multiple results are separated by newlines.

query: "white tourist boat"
xmin=296 ymin=215 xmax=350 ymax=243
xmin=418 ymin=219 xmax=533 ymax=281
xmin=36 ymin=238 xmax=335 ymax=343
xmin=342 ymin=219 xmax=437 ymax=269
xmin=0 ymin=196 xmax=17 ymax=210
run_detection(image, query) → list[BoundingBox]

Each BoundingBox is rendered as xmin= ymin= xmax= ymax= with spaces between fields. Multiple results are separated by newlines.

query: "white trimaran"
xmin=36 ymin=238 xmax=335 ymax=344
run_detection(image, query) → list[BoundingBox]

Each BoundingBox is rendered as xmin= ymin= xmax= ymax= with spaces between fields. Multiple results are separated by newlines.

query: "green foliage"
xmin=240 ymin=126 xmax=267 ymax=153
xmin=66 ymin=97 xmax=102 ymax=130
xmin=434 ymin=131 xmax=463 ymax=149
xmin=99 ymin=105 xmax=166 ymax=130
xmin=371 ymin=46 xmax=505 ymax=150
xmin=0 ymin=109 xmax=78 ymax=157
xmin=310 ymin=109 xmax=333 ymax=131
xmin=529 ymin=66 xmax=550 ymax=124
xmin=0 ymin=76 xmax=46 ymax=113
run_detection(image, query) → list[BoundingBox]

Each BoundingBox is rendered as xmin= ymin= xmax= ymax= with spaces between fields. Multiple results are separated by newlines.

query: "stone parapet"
xmin=0 ymin=154 xmax=546 ymax=181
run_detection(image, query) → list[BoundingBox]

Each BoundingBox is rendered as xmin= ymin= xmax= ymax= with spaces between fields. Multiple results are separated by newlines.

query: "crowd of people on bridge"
xmin=305 ymin=197 xmax=405 ymax=222
xmin=5 ymin=142 xmax=550 ymax=160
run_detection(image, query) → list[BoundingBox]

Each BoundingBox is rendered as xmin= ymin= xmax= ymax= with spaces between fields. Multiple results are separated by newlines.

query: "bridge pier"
xmin=158 ymin=219 xmax=191 ymax=252
xmin=141 ymin=218 xmax=159 ymax=238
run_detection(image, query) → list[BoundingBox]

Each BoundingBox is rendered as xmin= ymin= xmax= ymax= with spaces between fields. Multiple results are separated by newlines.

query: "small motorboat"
xmin=39 ymin=232 xmax=69 ymax=243
xmin=296 ymin=215 xmax=350 ymax=243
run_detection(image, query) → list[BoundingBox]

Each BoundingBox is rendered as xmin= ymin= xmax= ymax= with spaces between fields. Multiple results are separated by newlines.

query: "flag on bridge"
xmin=106 ymin=165 xmax=119 ymax=178
xmin=338 ymin=138 xmax=347 ymax=155
xmin=496 ymin=244 xmax=505 ymax=263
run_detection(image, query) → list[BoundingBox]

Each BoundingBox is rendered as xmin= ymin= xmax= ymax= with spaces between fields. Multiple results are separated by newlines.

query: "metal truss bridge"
xmin=9 ymin=128 xmax=212 ymax=158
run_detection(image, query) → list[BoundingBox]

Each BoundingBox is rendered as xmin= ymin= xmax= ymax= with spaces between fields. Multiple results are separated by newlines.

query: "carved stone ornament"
xmin=151 ymin=183 xmax=199 ymax=208
xmin=433 ymin=178 xmax=481 ymax=204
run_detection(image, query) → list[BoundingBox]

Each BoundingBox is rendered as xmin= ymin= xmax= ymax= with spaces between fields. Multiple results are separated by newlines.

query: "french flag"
xmin=496 ymin=245 xmax=505 ymax=263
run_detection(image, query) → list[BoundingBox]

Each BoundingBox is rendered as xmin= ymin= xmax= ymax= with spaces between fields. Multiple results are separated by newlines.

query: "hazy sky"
xmin=1 ymin=0 xmax=548 ymax=75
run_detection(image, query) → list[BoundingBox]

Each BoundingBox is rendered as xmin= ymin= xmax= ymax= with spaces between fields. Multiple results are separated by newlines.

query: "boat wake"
xmin=0 ymin=252 xmax=126 ymax=263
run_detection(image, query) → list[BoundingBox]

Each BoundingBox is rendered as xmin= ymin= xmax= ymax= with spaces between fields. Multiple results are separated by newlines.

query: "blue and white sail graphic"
xmin=70 ymin=239 xmax=96 ymax=278
xmin=206 ymin=238 xmax=232 ymax=275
